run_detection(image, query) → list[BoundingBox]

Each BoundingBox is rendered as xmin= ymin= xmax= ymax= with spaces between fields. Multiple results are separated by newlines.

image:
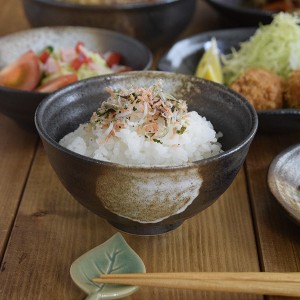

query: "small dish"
xmin=157 ymin=27 xmax=300 ymax=133
xmin=70 ymin=233 xmax=146 ymax=299
xmin=268 ymin=144 xmax=300 ymax=225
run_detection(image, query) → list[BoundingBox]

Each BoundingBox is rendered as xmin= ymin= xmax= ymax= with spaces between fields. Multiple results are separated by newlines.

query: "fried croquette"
xmin=284 ymin=70 xmax=300 ymax=108
xmin=230 ymin=68 xmax=284 ymax=110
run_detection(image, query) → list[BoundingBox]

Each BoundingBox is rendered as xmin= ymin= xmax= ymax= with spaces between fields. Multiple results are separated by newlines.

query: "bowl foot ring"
xmin=108 ymin=220 xmax=184 ymax=236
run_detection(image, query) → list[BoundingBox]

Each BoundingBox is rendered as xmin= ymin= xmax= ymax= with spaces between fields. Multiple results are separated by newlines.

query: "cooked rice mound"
xmin=59 ymin=82 xmax=223 ymax=166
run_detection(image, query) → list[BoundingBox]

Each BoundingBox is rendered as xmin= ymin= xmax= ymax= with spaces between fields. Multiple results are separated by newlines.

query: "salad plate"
xmin=157 ymin=27 xmax=300 ymax=133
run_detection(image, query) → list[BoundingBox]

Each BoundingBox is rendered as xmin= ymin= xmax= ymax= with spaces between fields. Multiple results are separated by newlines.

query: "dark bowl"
xmin=158 ymin=27 xmax=300 ymax=133
xmin=22 ymin=0 xmax=196 ymax=50
xmin=204 ymin=0 xmax=273 ymax=26
xmin=35 ymin=71 xmax=257 ymax=235
xmin=0 ymin=26 xmax=152 ymax=131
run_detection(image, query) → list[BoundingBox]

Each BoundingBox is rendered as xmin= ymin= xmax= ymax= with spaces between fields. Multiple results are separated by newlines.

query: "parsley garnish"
xmin=153 ymin=139 xmax=163 ymax=144
xmin=176 ymin=126 xmax=187 ymax=135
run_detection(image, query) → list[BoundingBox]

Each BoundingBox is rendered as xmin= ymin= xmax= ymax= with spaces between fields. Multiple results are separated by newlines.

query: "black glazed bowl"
xmin=35 ymin=71 xmax=258 ymax=235
xmin=204 ymin=0 xmax=273 ymax=26
xmin=22 ymin=0 xmax=196 ymax=50
xmin=0 ymin=26 xmax=152 ymax=131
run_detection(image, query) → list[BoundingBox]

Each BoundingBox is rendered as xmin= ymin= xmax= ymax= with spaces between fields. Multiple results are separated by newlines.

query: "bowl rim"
xmin=27 ymin=0 xmax=188 ymax=10
xmin=35 ymin=71 xmax=258 ymax=170
xmin=0 ymin=26 xmax=153 ymax=94
xmin=0 ymin=85 xmax=50 ymax=96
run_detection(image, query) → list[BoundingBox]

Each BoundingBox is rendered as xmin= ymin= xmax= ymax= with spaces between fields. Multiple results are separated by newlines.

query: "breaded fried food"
xmin=229 ymin=68 xmax=284 ymax=110
xmin=284 ymin=70 xmax=300 ymax=108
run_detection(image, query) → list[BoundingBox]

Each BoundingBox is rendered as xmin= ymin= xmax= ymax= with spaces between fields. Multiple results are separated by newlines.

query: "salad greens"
xmin=222 ymin=13 xmax=300 ymax=85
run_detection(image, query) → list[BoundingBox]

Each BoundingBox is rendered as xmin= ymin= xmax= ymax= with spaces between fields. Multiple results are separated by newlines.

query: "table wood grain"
xmin=0 ymin=1 xmax=299 ymax=299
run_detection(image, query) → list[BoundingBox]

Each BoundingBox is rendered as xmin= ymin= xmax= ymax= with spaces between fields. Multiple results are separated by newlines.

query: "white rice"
xmin=59 ymin=110 xmax=223 ymax=166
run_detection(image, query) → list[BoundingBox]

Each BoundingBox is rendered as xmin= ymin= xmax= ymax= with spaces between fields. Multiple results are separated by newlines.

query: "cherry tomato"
xmin=105 ymin=52 xmax=122 ymax=68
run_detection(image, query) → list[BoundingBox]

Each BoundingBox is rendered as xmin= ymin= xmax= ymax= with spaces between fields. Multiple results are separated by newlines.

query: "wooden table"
xmin=0 ymin=1 xmax=300 ymax=299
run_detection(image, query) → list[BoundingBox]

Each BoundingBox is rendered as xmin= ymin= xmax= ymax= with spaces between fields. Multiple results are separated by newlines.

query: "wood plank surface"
xmin=0 ymin=144 xmax=261 ymax=299
xmin=246 ymin=132 xmax=300 ymax=300
xmin=0 ymin=0 xmax=30 ymax=36
xmin=0 ymin=0 xmax=36 ymax=261
xmin=0 ymin=0 xmax=299 ymax=299
xmin=0 ymin=115 xmax=38 ymax=261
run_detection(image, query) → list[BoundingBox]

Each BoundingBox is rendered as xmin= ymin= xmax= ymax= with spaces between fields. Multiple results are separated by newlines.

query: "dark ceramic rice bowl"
xmin=35 ymin=71 xmax=258 ymax=235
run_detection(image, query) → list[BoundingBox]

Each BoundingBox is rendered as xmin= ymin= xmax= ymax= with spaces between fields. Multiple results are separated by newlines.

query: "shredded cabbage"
xmin=77 ymin=52 xmax=112 ymax=80
xmin=222 ymin=13 xmax=300 ymax=85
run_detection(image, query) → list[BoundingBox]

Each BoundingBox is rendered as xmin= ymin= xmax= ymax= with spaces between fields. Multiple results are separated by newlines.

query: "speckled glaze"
xmin=96 ymin=165 xmax=203 ymax=223
xmin=22 ymin=0 xmax=196 ymax=50
xmin=0 ymin=27 xmax=152 ymax=130
xmin=35 ymin=71 xmax=258 ymax=235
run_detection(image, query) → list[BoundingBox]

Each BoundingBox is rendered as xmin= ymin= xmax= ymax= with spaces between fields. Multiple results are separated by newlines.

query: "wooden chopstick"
xmin=92 ymin=272 xmax=300 ymax=297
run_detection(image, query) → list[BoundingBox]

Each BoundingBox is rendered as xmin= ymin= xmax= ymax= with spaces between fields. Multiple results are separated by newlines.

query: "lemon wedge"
xmin=195 ymin=38 xmax=223 ymax=84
